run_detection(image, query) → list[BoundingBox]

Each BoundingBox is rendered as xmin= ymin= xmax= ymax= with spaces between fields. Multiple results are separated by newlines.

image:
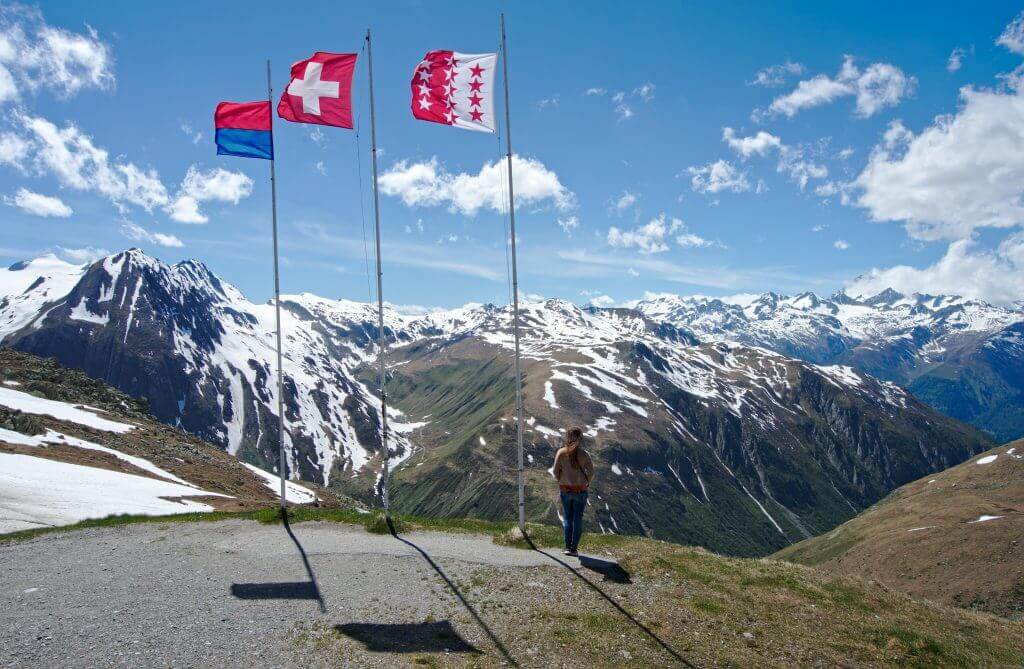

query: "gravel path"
xmin=0 ymin=519 xmax=595 ymax=668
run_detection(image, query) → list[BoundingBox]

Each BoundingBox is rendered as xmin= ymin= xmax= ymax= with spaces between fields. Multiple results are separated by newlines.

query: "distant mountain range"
xmin=635 ymin=290 xmax=1024 ymax=442
xmin=0 ymin=249 xmax=1008 ymax=555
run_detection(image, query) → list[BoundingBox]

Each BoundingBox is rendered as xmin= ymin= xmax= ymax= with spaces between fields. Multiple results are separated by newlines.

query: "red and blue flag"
xmin=215 ymin=101 xmax=273 ymax=160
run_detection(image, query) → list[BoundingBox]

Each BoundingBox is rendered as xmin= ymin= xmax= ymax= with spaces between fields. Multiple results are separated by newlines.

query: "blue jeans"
xmin=560 ymin=491 xmax=588 ymax=552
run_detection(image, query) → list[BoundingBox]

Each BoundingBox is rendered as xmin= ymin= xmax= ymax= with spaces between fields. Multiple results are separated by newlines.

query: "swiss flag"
xmin=411 ymin=51 xmax=496 ymax=133
xmin=278 ymin=52 xmax=357 ymax=128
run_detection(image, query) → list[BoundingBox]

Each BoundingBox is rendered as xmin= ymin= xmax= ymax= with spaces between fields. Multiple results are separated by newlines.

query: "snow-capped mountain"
xmin=635 ymin=290 xmax=1024 ymax=441
xmin=0 ymin=250 xmax=996 ymax=554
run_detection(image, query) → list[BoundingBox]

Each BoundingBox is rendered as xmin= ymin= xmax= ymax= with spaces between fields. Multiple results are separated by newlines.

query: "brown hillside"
xmin=775 ymin=439 xmax=1023 ymax=618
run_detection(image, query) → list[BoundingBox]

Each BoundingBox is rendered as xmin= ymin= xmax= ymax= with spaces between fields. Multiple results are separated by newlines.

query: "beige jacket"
xmin=553 ymin=446 xmax=594 ymax=492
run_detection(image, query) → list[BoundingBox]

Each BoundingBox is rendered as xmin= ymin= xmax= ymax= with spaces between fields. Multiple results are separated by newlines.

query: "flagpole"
xmin=267 ymin=59 xmax=288 ymax=510
xmin=366 ymin=29 xmax=391 ymax=515
xmin=500 ymin=14 xmax=526 ymax=533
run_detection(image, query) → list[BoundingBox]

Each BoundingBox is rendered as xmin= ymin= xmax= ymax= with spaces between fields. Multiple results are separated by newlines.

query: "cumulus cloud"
xmin=0 ymin=6 xmax=114 ymax=104
xmin=587 ymin=294 xmax=615 ymax=308
xmin=8 ymin=113 xmax=169 ymax=211
xmin=687 ymin=160 xmax=751 ymax=194
xmin=722 ymin=127 xmax=782 ymax=158
xmin=379 ymin=155 xmax=574 ymax=216
xmin=749 ymin=61 xmax=804 ymax=87
xmin=845 ymin=235 xmax=1024 ymax=305
xmin=759 ymin=56 xmax=915 ymax=119
xmin=121 ymin=222 xmax=183 ymax=248
xmin=852 ymin=87 xmax=1024 ymax=240
xmin=722 ymin=127 xmax=828 ymax=190
xmin=584 ymin=87 xmax=606 ymax=96
xmin=833 ymin=239 xmax=849 ymax=250
xmin=4 ymin=187 xmax=71 ymax=217
xmin=997 ymin=11 xmax=1024 ymax=55
xmin=607 ymin=213 xmax=711 ymax=254
xmin=167 ymin=166 xmax=253 ymax=224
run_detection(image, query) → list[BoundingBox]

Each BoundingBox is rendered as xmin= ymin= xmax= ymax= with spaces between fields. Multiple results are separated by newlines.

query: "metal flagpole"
xmin=267 ymin=59 xmax=288 ymax=510
xmin=500 ymin=14 xmax=526 ymax=533
xmin=366 ymin=29 xmax=391 ymax=514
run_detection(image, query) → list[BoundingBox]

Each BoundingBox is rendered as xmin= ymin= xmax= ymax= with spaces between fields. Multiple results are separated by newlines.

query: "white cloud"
xmin=852 ymin=87 xmax=1024 ymax=240
xmin=687 ymin=159 xmax=751 ymax=194
xmin=947 ymin=48 xmax=966 ymax=73
xmin=588 ymin=294 xmax=615 ymax=308
xmin=379 ymin=155 xmax=574 ymax=216
xmin=633 ymin=83 xmax=655 ymax=102
xmin=585 ymin=87 xmax=606 ymax=96
xmin=676 ymin=232 xmax=713 ymax=248
xmin=121 ymin=222 xmax=183 ymax=248
xmin=607 ymin=214 xmax=681 ymax=254
xmin=836 ymin=147 xmax=855 ymax=160
xmin=627 ymin=268 xmax=640 ymax=277
xmin=0 ymin=131 xmax=28 ymax=166
xmin=557 ymin=215 xmax=579 ymax=234
xmin=314 ymin=160 xmax=327 ymax=176
xmin=167 ymin=166 xmax=253 ymax=224
xmin=845 ymin=235 xmax=1024 ymax=305
xmin=612 ymin=190 xmax=637 ymax=214
xmin=180 ymin=122 xmax=201 ymax=144
xmin=57 ymin=246 xmax=108 ymax=264
xmin=606 ymin=213 xmax=710 ymax=254
xmin=762 ymin=56 xmax=915 ymax=119
xmin=13 ymin=113 xmax=169 ymax=211
xmin=0 ymin=6 xmax=114 ymax=103
xmin=536 ymin=95 xmax=559 ymax=110
xmin=811 ymin=224 xmax=826 ymax=232
xmin=833 ymin=239 xmax=849 ymax=250
xmin=997 ymin=11 xmax=1024 ymax=55
xmin=722 ymin=128 xmax=828 ymax=190
xmin=4 ymin=187 xmax=71 ymax=217
xmin=749 ymin=61 xmax=804 ymax=87
xmin=722 ymin=127 xmax=782 ymax=158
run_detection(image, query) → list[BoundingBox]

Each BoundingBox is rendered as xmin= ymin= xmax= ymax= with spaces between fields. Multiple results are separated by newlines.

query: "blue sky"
xmin=4 ymin=1 xmax=1024 ymax=309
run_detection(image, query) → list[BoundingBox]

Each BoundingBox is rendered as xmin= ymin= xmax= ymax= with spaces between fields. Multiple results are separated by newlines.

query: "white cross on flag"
xmin=278 ymin=52 xmax=357 ymax=129
xmin=411 ymin=51 xmax=497 ymax=133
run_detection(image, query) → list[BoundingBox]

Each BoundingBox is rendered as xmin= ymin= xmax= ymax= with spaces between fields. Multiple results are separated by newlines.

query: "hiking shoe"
xmin=566 ymin=550 xmax=579 ymax=557
xmin=562 ymin=549 xmax=573 ymax=555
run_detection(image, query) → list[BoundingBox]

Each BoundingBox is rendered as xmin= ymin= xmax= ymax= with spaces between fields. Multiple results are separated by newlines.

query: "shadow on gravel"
xmin=334 ymin=621 xmax=480 ymax=654
xmin=230 ymin=509 xmax=326 ymax=613
xmin=525 ymin=535 xmax=696 ymax=668
xmin=386 ymin=516 xmax=518 ymax=667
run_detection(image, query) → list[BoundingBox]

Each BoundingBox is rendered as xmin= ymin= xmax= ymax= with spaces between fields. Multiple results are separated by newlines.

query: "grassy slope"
xmin=775 ymin=440 xmax=1023 ymax=619
xmin=3 ymin=508 xmax=1022 ymax=667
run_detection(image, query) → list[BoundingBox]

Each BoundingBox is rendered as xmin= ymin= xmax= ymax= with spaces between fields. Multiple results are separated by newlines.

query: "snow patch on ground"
xmin=0 ymin=387 xmax=135 ymax=433
xmin=0 ymin=453 xmax=219 ymax=534
xmin=968 ymin=515 xmax=1003 ymax=524
xmin=976 ymin=454 xmax=998 ymax=465
xmin=242 ymin=463 xmax=316 ymax=504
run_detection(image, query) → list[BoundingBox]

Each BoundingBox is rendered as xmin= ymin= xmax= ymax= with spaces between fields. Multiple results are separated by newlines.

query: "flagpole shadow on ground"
xmin=386 ymin=517 xmax=518 ymax=667
xmin=523 ymin=534 xmax=696 ymax=668
xmin=229 ymin=510 xmax=326 ymax=613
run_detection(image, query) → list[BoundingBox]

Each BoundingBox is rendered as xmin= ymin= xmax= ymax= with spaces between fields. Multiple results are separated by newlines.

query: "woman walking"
xmin=552 ymin=427 xmax=594 ymax=557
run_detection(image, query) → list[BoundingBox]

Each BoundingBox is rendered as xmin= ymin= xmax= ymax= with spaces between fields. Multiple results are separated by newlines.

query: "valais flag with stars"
xmin=411 ymin=51 xmax=497 ymax=133
xmin=278 ymin=52 xmax=357 ymax=128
